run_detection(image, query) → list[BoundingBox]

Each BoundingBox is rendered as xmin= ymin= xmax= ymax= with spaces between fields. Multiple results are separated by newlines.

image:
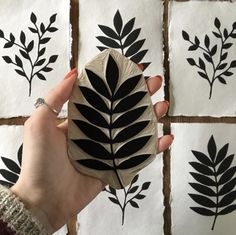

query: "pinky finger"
xmin=157 ymin=135 xmax=174 ymax=154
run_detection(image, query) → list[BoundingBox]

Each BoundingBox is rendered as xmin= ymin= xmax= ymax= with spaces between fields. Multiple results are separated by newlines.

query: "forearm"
xmin=0 ymin=184 xmax=49 ymax=235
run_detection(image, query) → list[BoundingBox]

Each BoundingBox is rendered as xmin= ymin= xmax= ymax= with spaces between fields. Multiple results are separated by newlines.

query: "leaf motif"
xmin=27 ymin=40 xmax=34 ymax=52
xmin=17 ymin=145 xmax=22 ymax=166
xmin=48 ymin=27 xmax=58 ymax=32
xmin=214 ymin=18 xmax=221 ymax=29
xmin=189 ymin=183 xmax=216 ymax=196
xmin=85 ymin=69 xmax=111 ymax=100
xmin=0 ymin=169 xmax=18 ymax=183
xmin=74 ymin=104 xmax=109 ymax=128
xmin=40 ymin=23 xmax=45 ymax=34
xmin=215 ymin=144 xmax=229 ymax=165
xmin=219 ymin=178 xmax=236 ymax=196
xmin=182 ymin=30 xmax=190 ymax=41
xmin=130 ymin=50 xmax=148 ymax=64
xmin=135 ymin=194 xmax=146 ymax=200
xmin=106 ymin=55 xmax=119 ymax=94
xmin=72 ymin=139 xmax=111 ymax=160
xmin=203 ymin=53 xmax=212 ymax=63
xmin=125 ymin=39 xmax=145 ymax=57
xmin=10 ymin=33 xmax=15 ymax=43
xmin=112 ymin=106 xmax=147 ymax=128
xmin=130 ymin=200 xmax=139 ymax=208
xmin=50 ymin=13 xmax=57 ymax=24
xmin=190 ymin=207 xmax=215 ymax=216
xmin=230 ymin=61 xmax=236 ymax=68
xmin=1 ymin=157 xmax=21 ymax=174
xmin=204 ymin=35 xmax=210 ymax=48
xmin=190 ymin=172 xmax=216 ymax=186
xmin=49 ymin=55 xmax=58 ymax=63
xmin=15 ymin=55 xmax=23 ymax=67
xmin=189 ymin=194 xmax=216 ymax=208
xmin=77 ymin=159 xmax=113 ymax=170
xmin=30 ymin=12 xmax=37 ymax=24
xmin=224 ymin=29 xmax=228 ymax=39
xmin=223 ymin=71 xmax=233 ymax=76
xmin=39 ymin=48 xmax=46 ymax=57
xmin=208 ymin=135 xmax=217 ymax=162
xmin=218 ymin=191 xmax=236 ymax=207
xmin=199 ymin=58 xmax=206 ymax=70
xmin=40 ymin=37 xmax=51 ymax=44
xmin=113 ymin=10 xmax=123 ymax=35
xmin=188 ymin=44 xmax=198 ymax=51
xmin=187 ymin=58 xmax=196 ymax=66
xmin=217 ymin=63 xmax=228 ymax=70
xmin=108 ymin=197 xmax=119 ymax=204
xmin=19 ymin=49 xmax=29 ymax=59
xmin=218 ymin=205 xmax=236 ymax=215
xmin=97 ymin=46 xmax=108 ymax=52
xmin=217 ymin=155 xmax=234 ymax=175
xmin=42 ymin=67 xmax=53 ymax=72
xmin=15 ymin=69 xmax=25 ymax=77
xmin=218 ymin=166 xmax=236 ymax=185
xmin=2 ymin=56 xmax=12 ymax=64
xmin=36 ymin=73 xmax=46 ymax=80
xmin=113 ymin=91 xmax=146 ymax=113
xmin=28 ymin=27 xmax=37 ymax=33
xmin=189 ymin=162 xmax=214 ymax=175
xmin=210 ymin=45 xmax=217 ymax=56
xmin=198 ymin=72 xmax=208 ymax=80
xmin=142 ymin=182 xmax=151 ymax=190
xmin=115 ymin=136 xmax=151 ymax=159
xmin=212 ymin=31 xmax=221 ymax=38
xmin=117 ymin=154 xmax=150 ymax=169
xmin=113 ymin=121 xmax=149 ymax=143
xmin=96 ymin=36 xmax=120 ymax=48
xmin=113 ymin=74 xmax=142 ymax=100
xmin=109 ymin=186 xmax=116 ymax=195
xmin=191 ymin=150 xmax=212 ymax=166
xmin=79 ymin=87 xmax=110 ymax=114
xmin=223 ymin=43 xmax=233 ymax=49
xmin=131 ymin=174 xmax=139 ymax=184
xmin=35 ymin=59 xmax=46 ymax=66
xmin=98 ymin=25 xmax=119 ymax=40
xmin=121 ymin=18 xmax=135 ymax=38
xmin=123 ymin=29 xmax=141 ymax=48
xmin=4 ymin=41 xmax=14 ymax=48
xmin=218 ymin=77 xmax=227 ymax=85
xmin=73 ymin=120 xmax=110 ymax=143
xmin=129 ymin=186 xmax=138 ymax=194
xmin=221 ymin=52 xmax=228 ymax=61
xmin=0 ymin=29 xmax=4 ymax=38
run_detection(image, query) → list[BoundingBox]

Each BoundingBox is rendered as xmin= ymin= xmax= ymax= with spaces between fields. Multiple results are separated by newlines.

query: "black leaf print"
xmin=0 ymin=12 xmax=58 ymax=96
xmin=183 ymin=18 xmax=236 ymax=99
xmin=0 ymin=144 xmax=22 ymax=187
xmin=71 ymin=52 xmax=153 ymax=189
xmin=189 ymin=135 xmax=236 ymax=230
xmin=104 ymin=174 xmax=151 ymax=225
xmin=96 ymin=10 xmax=151 ymax=74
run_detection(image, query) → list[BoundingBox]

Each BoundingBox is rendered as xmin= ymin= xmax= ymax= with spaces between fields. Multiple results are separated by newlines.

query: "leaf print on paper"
xmin=96 ymin=10 xmax=151 ymax=76
xmin=0 ymin=144 xmax=22 ymax=187
xmin=183 ymin=18 xmax=236 ymax=99
xmin=0 ymin=12 xmax=58 ymax=96
xmin=189 ymin=135 xmax=236 ymax=230
xmin=104 ymin=174 xmax=151 ymax=225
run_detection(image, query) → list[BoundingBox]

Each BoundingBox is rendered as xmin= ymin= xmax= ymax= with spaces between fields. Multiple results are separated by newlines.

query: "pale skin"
xmin=10 ymin=67 xmax=174 ymax=234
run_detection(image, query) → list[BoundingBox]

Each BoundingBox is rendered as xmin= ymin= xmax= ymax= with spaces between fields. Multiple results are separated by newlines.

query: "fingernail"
xmin=170 ymin=134 xmax=174 ymax=140
xmin=64 ymin=68 xmax=77 ymax=80
xmin=164 ymin=100 xmax=169 ymax=106
xmin=156 ymin=75 xmax=163 ymax=82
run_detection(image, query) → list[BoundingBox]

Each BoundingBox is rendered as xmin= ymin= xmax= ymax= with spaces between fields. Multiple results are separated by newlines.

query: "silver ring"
xmin=34 ymin=98 xmax=59 ymax=116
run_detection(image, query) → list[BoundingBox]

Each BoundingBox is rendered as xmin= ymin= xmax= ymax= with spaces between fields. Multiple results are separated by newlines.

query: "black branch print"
xmin=183 ymin=18 xmax=236 ymax=99
xmin=104 ymin=174 xmax=151 ymax=225
xmin=0 ymin=12 xmax=58 ymax=96
xmin=72 ymin=54 xmax=152 ymax=189
xmin=0 ymin=144 xmax=22 ymax=187
xmin=96 ymin=10 xmax=151 ymax=77
xmin=189 ymin=135 xmax=236 ymax=230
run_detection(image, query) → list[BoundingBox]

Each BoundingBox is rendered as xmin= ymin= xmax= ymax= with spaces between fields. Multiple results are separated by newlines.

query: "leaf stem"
xmin=2 ymin=37 xmax=25 ymax=50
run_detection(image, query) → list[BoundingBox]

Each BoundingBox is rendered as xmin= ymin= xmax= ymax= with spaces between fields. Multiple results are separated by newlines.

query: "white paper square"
xmin=78 ymin=0 xmax=164 ymax=102
xmin=0 ymin=0 xmax=71 ymax=118
xmin=169 ymin=1 xmax=236 ymax=117
xmin=77 ymin=124 xmax=164 ymax=235
xmin=171 ymin=123 xmax=236 ymax=235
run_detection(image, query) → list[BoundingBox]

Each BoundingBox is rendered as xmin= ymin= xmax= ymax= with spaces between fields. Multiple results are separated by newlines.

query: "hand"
xmin=10 ymin=67 xmax=173 ymax=234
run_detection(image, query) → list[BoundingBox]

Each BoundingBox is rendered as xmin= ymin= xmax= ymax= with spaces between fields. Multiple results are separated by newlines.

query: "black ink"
xmin=183 ymin=18 xmax=236 ymax=99
xmin=72 ymin=55 xmax=151 ymax=188
xmin=104 ymin=174 xmax=151 ymax=225
xmin=96 ymin=10 xmax=151 ymax=75
xmin=189 ymin=135 xmax=236 ymax=230
xmin=0 ymin=12 xmax=58 ymax=96
xmin=0 ymin=145 xmax=22 ymax=187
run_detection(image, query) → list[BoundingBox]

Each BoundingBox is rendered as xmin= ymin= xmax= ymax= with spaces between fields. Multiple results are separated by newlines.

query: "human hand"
xmin=10 ymin=67 xmax=173 ymax=234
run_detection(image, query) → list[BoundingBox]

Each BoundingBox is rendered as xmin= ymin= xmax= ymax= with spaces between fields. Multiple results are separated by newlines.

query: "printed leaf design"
xmin=0 ymin=144 xmax=23 ymax=187
xmin=68 ymin=49 xmax=156 ymax=189
xmin=96 ymin=10 xmax=151 ymax=74
xmin=183 ymin=18 xmax=236 ymax=99
xmin=0 ymin=12 xmax=58 ymax=96
xmin=104 ymin=174 xmax=151 ymax=225
xmin=189 ymin=135 xmax=236 ymax=230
